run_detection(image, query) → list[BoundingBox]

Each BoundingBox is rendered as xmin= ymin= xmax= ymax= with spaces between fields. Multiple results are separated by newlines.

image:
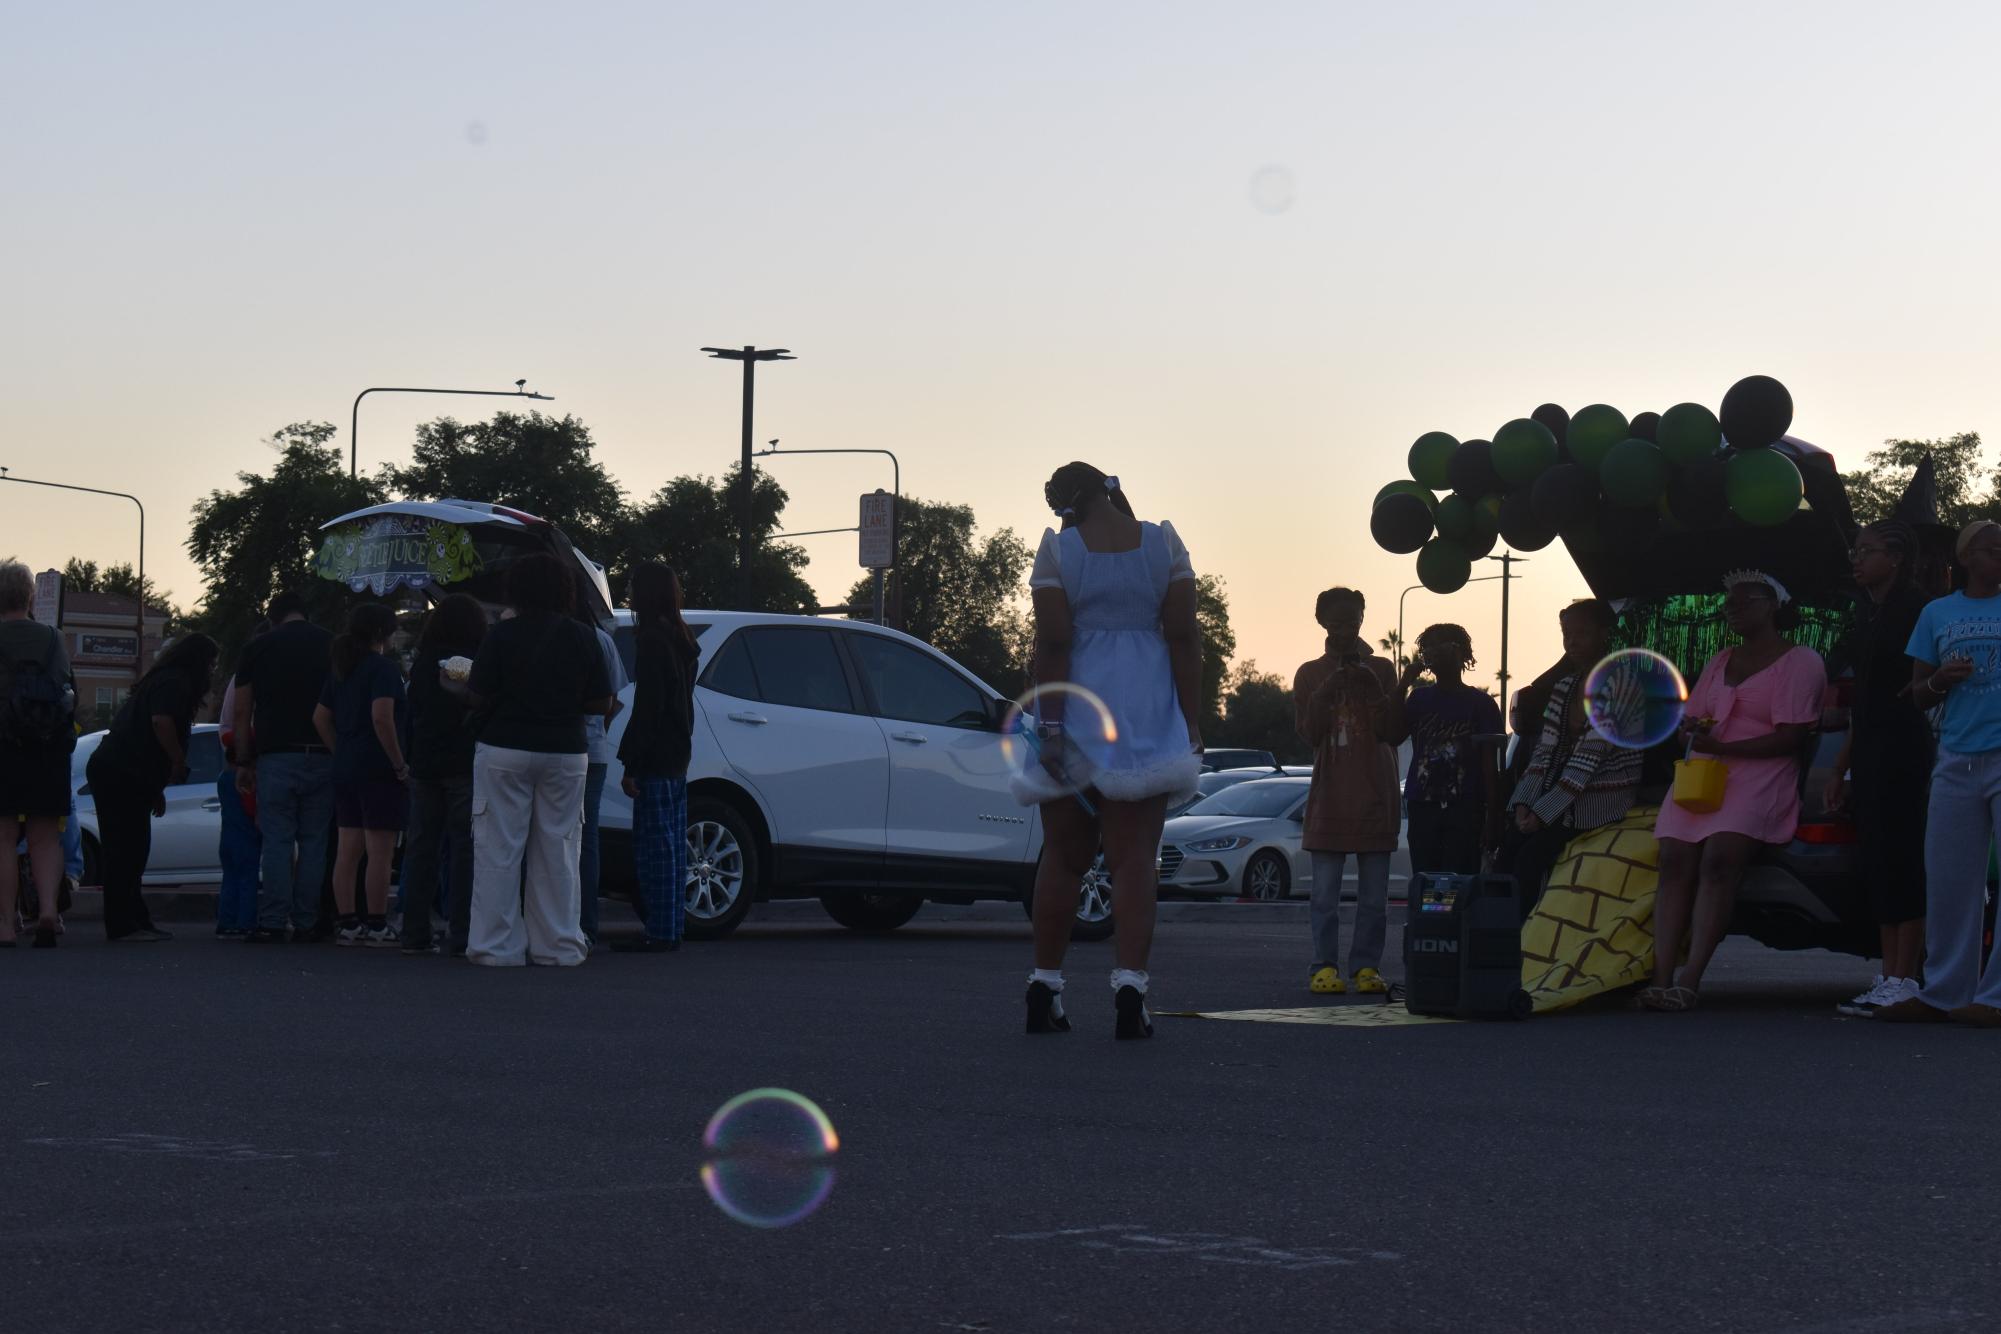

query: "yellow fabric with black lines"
xmin=1520 ymin=806 xmax=1661 ymax=1013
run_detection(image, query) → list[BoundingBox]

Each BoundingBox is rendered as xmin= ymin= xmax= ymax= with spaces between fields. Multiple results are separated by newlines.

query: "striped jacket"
xmin=1507 ymin=670 xmax=1642 ymax=830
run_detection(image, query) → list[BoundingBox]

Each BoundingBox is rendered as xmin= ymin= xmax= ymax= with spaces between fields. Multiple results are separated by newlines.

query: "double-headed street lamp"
xmin=701 ymin=346 xmax=796 ymax=610
xmin=753 ymin=441 xmax=901 ymax=624
xmin=1397 ymin=551 xmax=1526 ymax=725
xmin=0 ymin=469 xmax=148 ymax=672
xmin=350 ymin=380 xmax=552 ymax=478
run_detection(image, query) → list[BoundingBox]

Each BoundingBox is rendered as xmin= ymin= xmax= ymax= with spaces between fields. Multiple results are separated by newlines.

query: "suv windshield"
xmin=1185 ymin=780 xmax=1305 ymax=819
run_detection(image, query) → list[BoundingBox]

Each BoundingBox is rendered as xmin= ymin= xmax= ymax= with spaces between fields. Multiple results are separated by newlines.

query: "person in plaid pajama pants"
xmin=612 ymin=563 xmax=702 ymax=954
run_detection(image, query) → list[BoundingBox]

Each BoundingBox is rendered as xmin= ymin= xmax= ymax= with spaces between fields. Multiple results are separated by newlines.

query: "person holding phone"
xmin=1880 ymin=519 xmax=2001 ymax=1026
xmin=1294 ymin=587 xmax=1407 ymax=996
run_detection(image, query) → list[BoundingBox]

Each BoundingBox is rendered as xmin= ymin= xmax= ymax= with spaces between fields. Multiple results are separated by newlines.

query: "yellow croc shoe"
xmin=1353 ymin=967 xmax=1388 ymax=995
xmin=1309 ymin=966 xmax=1345 ymax=995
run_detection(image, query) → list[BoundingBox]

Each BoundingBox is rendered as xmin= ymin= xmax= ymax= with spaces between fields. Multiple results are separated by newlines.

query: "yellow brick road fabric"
xmin=1520 ymin=806 xmax=1661 ymax=1013
xmin=1160 ymin=1006 xmax=1457 ymax=1028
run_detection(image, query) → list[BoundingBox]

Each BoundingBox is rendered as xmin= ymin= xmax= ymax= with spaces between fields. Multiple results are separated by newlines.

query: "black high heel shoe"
xmin=32 ymin=923 xmax=59 ymax=949
xmin=1114 ymin=985 xmax=1152 ymax=1040
xmin=1025 ymin=981 xmax=1070 ymax=1034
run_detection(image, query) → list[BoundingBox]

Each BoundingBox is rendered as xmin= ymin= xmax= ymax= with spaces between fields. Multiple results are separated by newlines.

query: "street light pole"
xmin=1397 ymin=570 xmax=1508 ymax=694
xmin=753 ymin=443 xmax=900 ymax=625
xmin=349 ymin=381 xmax=553 ymax=478
xmin=702 ymin=346 xmax=796 ymax=610
xmin=0 ymin=469 xmax=148 ymax=675
xmin=1485 ymin=551 xmax=1527 ymax=718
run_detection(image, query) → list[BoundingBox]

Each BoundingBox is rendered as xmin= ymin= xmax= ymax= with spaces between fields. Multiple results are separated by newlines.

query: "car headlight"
xmin=1182 ymin=835 xmax=1251 ymax=852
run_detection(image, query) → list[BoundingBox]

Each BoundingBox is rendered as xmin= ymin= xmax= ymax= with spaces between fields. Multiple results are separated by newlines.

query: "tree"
xmin=1212 ymin=660 xmax=1308 ymax=763
xmin=616 ymin=465 xmax=815 ymax=614
xmin=844 ymin=497 xmax=1033 ymax=696
xmin=61 ymin=558 xmax=188 ymax=636
xmin=1842 ymin=432 xmax=1996 ymax=528
xmin=384 ymin=411 xmax=627 ymax=560
xmin=1194 ymin=574 xmax=1236 ymax=728
xmin=187 ymin=422 xmax=386 ymax=661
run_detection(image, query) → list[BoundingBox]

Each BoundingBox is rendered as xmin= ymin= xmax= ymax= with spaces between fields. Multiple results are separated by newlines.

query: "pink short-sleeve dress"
xmin=1654 ymin=644 xmax=1828 ymax=846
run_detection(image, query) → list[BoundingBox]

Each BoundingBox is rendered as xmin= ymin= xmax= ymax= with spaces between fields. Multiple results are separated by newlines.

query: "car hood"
xmin=1162 ymin=814 xmax=1280 ymax=843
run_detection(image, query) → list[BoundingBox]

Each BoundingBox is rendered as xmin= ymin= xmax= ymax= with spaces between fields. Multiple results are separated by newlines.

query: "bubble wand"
xmin=1010 ymin=713 xmax=1098 ymax=817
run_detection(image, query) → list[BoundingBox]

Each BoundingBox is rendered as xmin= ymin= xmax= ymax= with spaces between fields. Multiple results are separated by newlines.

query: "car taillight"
xmin=1796 ymin=822 xmax=1855 ymax=845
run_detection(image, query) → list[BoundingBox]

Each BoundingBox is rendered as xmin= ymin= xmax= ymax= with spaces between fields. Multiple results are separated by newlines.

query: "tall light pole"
xmin=350 ymin=380 xmax=552 ymax=477
xmin=0 ymin=469 xmax=148 ymax=673
xmin=702 ymin=346 xmax=795 ymax=610
xmin=753 ymin=442 xmax=900 ymax=624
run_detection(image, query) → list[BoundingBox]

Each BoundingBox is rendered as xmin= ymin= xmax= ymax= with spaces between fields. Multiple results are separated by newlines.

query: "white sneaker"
xmin=335 ymin=921 xmax=369 ymax=947
xmin=1877 ymin=977 xmax=1921 ymax=1012
xmin=1836 ymin=976 xmax=1899 ymax=1018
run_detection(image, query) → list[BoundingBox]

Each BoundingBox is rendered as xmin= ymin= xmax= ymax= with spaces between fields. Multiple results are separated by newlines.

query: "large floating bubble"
xmin=1001 ymin=682 xmax=1119 ymax=799
xmin=700 ymin=1089 xmax=840 ymax=1229
xmin=1584 ymin=649 xmax=1687 ymax=750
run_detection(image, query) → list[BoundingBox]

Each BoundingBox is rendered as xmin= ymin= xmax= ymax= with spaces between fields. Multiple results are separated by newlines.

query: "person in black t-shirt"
xmin=465 ymin=555 xmax=611 ymax=967
xmin=86 ymin=634 xmax=219 ymax=943
xmin=400 ymin=593 xmax=487 ymax=956
xmin=233 ymin=591 xmax=336 ymax=941
xmin=313 ymin=603 xmax=410 ymax=947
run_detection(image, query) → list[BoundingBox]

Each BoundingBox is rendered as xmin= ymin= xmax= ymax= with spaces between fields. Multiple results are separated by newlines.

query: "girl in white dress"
xmin=1017 ymin=463 xmax=1204 ymax=1039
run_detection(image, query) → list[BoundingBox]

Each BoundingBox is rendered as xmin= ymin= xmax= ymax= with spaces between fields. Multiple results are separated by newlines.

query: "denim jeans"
xmin=578 ymin=762 xmax=608 ymax=939
xmin=1309 ymin=850 xmax=1391 ymax=975
xmin=254 ymin=752 xmax=335 ymax=932
xmin=62 ymin=789 xmax=83 ymax=882
xmin=215 ymin=767 xmax=262 ymax=932
xmin=1921 ymin=748 xmax=2001 ymax=1010
xmin=402 ymin=773 xmax=473 ymax=951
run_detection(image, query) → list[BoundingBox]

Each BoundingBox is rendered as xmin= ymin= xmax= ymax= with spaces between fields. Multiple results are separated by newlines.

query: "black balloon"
xmin=1446 ymin=439 xmax=1502 ymax=496
xmin=1531 ymin=403 xmax=1570 ymax=449
xmin=1531 ymin=462 xmax=1599 ymax=531
xmin=1461 ymin=524 xmax=1498 ymax=560
xmin=1370 ymin=491 xmax=1434 ymax=554
xmin=1498 ymin=488 xmax=1557 ymax=551
xmin=1719 ymin=374 xmax=1793 ymax=450
xmin=1666 ymin=455 xmax=1730 ymax=528
xmin=1628 ymin=411 xmax=1660 ymax=443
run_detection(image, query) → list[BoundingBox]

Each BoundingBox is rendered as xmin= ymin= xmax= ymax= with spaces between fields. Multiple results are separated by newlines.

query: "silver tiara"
xmin=1722 ymin=568 xmax=1790 ymax=605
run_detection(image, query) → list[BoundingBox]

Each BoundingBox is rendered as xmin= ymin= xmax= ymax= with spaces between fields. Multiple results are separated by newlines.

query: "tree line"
xmin=172 ymin=410 xmax=1309 ymax=757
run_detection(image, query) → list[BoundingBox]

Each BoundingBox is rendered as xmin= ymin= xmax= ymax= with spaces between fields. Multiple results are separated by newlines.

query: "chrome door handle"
xmin=726 ymin=712 xmax=768 ymax=726
xmin=201 ymin=798 xmax=222 ymax=812
xmin=889 ymin=732 xmax=928 ymax=744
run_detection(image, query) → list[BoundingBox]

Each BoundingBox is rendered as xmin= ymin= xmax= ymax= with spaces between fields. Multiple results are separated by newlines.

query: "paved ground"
xmin=3 ymin=901 xmax=1997 ymax=1334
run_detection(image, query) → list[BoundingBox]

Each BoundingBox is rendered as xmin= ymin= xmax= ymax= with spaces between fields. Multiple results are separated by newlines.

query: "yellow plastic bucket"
xmin=1672 ymin=757 xmax=1728 ymax=813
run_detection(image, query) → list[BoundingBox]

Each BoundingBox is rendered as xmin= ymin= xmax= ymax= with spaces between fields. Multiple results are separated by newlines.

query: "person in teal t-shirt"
xmin=1881 ymin=519 xmax=2001 ymax=1025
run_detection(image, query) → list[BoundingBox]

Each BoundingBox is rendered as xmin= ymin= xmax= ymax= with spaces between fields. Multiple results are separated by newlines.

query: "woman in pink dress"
xmin=1642 ymin=570 xmax=1827 ymax=1010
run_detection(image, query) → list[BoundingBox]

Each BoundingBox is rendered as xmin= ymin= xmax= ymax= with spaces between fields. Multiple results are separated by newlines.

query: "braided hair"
xmin=1043 ymin=462 xmax=1135 ymax=530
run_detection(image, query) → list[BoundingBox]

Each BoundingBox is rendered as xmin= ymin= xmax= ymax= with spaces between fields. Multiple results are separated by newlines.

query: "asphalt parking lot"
xmin=3 ymin=900 xmax=1996 ymax=1334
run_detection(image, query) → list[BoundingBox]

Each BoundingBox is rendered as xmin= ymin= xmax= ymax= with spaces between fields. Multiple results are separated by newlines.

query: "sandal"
xmin=1656 ymin=985 xmax=1699 ymax=1012
xmin=1634 ymin=986 xmax=1668 ymax=1010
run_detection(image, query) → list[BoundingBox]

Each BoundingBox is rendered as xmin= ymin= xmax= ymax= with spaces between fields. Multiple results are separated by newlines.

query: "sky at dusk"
xmin=6 ymin=1 xmax=2000 ymax=701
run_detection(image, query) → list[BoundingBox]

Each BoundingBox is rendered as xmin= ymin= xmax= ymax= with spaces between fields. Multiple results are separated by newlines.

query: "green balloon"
xmin=1725 ymin=449 xmax=1804 ymax=526
xmin=1567 ymin=404 xmax=1629 ymax=471
xmin=1407 ymin=432 xmax=1459 ymax=491
xmin=1657 ymin=402 xmax=1723 ymax=466
xmin=1472 ymin=494 xmax=1502 ymax=542
xmin=1601 ymin=438 xmax=1668 ymax=507
xmin=1374 ymin=479 xmax=1435 ymax=513
xmin=1491 ymin=418 xmax=1559 ymax=487
xmin=1433 ymin=493 xmax=1476 ymax=542
xmin=1416 ymin=538 xmax=1472 ymax=594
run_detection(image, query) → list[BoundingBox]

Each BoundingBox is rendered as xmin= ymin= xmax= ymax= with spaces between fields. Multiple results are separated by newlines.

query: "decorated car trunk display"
xmin=314 ymin=498 xmax=614 ymax=627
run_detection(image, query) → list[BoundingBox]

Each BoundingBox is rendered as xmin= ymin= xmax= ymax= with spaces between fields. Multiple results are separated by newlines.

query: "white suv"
xmin=597 ymin=612 xmax=1106 ymax=940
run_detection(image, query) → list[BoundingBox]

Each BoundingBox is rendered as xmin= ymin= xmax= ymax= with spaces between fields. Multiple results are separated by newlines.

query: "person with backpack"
xmin=85 ymin=634 xmax=221 ymax=943
xmin=0 ymin=560 xmax=76 ymax=948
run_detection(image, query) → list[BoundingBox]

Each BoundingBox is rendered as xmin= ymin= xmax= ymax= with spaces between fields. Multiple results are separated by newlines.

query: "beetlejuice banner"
xmin=315 ymin=514 xmax=483 ymax=595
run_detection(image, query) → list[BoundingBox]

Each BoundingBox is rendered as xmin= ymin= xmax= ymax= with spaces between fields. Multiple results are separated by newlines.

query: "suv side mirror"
xmin=986 ymin=696 xmax=1012 ymax=731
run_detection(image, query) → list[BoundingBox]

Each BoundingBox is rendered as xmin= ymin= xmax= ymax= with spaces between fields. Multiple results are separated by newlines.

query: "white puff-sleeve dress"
xmin=1011 ymin=520 xmax=1202 ymax=807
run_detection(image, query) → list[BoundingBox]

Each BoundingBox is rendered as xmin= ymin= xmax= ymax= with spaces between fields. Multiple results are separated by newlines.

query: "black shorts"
xmin=334 ymin=777 xmax=409 ymax=832
xmin=0 ymin=737 xmax=74 ymax=819
xmin=1851 ymin=768 xmax=1927 ymax=926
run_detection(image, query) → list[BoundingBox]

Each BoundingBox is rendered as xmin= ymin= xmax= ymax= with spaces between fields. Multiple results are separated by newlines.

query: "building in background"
xmin=60 ymin=590 xmax=170 ymax=730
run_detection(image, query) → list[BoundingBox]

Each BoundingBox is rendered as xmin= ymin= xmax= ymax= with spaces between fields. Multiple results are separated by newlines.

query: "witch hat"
xmin=1893 ymin=453 xmax=1943 ymax=529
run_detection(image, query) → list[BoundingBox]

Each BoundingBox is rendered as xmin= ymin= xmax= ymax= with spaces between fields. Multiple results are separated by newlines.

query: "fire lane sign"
xmin=859 ymin=491 xmax=896 ymax=569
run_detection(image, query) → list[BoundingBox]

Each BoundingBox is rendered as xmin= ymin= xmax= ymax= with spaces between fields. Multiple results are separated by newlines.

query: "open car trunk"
xmin=315 ymin=499 xmax=614 ymax=628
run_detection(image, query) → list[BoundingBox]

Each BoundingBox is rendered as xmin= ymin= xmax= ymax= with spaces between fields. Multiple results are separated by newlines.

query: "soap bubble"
xmin=700 ymin=1089 xmax=839 ymax=1229
xmin=1248 ymin=165 xmax=1295 ymax=214
xmin=1001 ymin=682 xmax=1120 ymax=799
xmin=465 ymin=121 xmax=488 ymax=146
xmin=1584 ymin=649 xmax=1687 ymax=750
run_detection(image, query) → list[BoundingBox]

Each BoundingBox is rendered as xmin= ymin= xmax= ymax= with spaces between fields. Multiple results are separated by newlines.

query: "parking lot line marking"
xmin=1158 ymin=1006 xmax=1457 ymax=1027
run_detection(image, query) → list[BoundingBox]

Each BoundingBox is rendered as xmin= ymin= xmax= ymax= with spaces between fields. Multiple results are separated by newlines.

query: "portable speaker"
xmin=1403 ymin=872 xmax=1532 ymax=1020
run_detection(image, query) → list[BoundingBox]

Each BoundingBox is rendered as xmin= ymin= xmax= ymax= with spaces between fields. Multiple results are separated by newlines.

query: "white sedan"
xmin=1157 ymin=776 xmax=1414 ymax=901
xmin=71 ymin=725 xmax=229 ymax=886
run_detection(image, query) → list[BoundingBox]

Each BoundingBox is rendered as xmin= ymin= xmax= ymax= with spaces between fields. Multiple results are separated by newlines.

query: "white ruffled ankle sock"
xmin=1029 ymin=968 xmax=1065 ymax=991
xmin=1110 ymin=968 xmax=1149 ymax=995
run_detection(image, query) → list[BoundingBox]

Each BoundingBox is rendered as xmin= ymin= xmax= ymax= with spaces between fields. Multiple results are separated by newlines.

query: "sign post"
xmin=32 ymin=570 xmax=63 ymax=629
xmin=858 ymin=490 xmax=896 ymax=626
